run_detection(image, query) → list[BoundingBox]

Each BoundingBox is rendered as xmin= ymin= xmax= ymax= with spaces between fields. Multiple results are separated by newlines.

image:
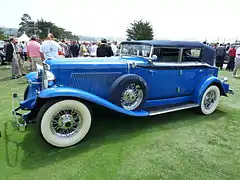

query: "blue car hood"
xmin=45 ymin=57 xmax=128 ymax=70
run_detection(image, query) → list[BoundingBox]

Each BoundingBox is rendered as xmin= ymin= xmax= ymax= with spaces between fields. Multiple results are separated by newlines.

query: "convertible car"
xmin=11 ymin=40 xmax=233 ymax=147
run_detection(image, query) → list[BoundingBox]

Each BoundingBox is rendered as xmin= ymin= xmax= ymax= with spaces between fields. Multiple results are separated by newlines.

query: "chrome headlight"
xmin=36 ymin=63 xmax=55 ymax=89
xmin=43 ymin=62 xmax=50 ymax=71
xmin=46 ymin=70 xmax=55 ymax=81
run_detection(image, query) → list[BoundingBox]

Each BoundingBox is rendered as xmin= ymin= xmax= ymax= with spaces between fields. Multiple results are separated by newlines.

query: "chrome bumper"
xmin=12 ymin=93 xmax=28 ymax=131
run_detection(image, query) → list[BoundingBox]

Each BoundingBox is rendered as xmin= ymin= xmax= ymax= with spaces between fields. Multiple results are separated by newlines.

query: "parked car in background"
xmin=0 ymin=40 xmax=7 ymax=65
xmin=11 ymin=40 xmax=233 ymax=148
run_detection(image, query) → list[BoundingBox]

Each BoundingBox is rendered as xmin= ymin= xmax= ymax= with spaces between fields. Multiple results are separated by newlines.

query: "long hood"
xmin=45 ymin=57 xmax=128 ymax=70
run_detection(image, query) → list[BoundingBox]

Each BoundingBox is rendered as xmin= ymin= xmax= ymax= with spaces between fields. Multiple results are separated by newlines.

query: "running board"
xmin=148 ymin=103 xmax=199 ymax=116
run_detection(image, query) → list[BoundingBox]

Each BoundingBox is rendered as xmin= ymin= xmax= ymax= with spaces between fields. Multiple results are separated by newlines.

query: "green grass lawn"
xmin=0 ymin=65 xmax=240 ymax=180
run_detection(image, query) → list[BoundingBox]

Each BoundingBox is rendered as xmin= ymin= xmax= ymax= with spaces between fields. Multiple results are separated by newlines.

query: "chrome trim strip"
xmin=149 ymin=103 xmax=199 ymax=116
xmin=29 ymin=81 xmax=42 ymax=85
xmin=149 ymin=45 xmax=154 ymax=58
xmin=179 ymin=48 xmax=183 ymax=62
xmin=137 ymin=62 xmax=213 ymax=68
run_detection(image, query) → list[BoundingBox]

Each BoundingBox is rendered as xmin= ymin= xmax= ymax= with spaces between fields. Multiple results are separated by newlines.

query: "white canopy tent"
xmin=18 ymin=33 xmax=30 ymax=42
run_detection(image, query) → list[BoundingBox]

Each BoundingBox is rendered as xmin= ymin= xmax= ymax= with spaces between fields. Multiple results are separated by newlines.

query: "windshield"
xmin=120 ymin=43 xmax=151 ymax=57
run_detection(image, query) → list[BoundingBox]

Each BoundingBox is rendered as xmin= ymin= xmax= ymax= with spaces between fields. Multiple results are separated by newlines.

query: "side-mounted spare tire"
xmin=109 ymin=74 xmax=148 ymax=111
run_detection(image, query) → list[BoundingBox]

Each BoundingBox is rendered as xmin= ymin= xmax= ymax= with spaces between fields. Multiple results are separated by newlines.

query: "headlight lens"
xmin=35 ymin=63 xmax=55 ymax=88
xmin=46 ymin=70 xmax=55 ymax=81
xmin=36 ymin=64 xmax=55 ymax=81
xmin=43 ymin=62 xmax=50 ymax=71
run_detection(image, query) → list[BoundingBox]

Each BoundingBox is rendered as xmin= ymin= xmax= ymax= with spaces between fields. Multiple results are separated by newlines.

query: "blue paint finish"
xmin=179 ymin=69 xmax=199 ymax=96
xmin=192 ymin=76 xmax=227 ymax=104
xmin=38 ymin=87 xmax=149 ymax=117
xmin=143 ymin=96 xmax=192 ymax=109
xmin=21 ymin=83 xmax=41 ymax=109
xmin=45 ymin=57 xmax=129 ymax=99
xmin=20 ymin=99 xmax=36 ymax=110
xmin=69 ymin=72 xmax=123 ymax=99
xmin=17 ymin=40 xmax=233 ymax=119
xmin=222 ymin=82 xmax=230 ymax=93
xmin=131 ymin=67 xmax=180 ymax=99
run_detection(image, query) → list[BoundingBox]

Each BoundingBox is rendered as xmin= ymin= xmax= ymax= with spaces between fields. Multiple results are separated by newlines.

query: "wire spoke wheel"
xmin=120 ymin=83 xmax=143 ymax=110
xmin=50 ymin=108 xmax=82 ymax=138
xmin=204 ymin=90 xmax=217 ymax=110
xmin=38 ymin=100 xmax=92 ymax=147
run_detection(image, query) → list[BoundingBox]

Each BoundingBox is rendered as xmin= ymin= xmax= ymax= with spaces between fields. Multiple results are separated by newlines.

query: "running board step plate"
xmin=148 ymin=103 xmax=199 ymax=116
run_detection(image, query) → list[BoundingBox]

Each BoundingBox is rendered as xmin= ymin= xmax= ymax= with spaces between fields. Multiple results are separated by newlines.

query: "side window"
xmin=182 ymin=48 xmax=201 ymax=62
xmin=152 ymin=48 xmax=180 ymax=62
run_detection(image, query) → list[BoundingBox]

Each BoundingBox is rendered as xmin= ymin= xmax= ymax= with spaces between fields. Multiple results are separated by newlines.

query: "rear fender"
xmin=192 ymin=76 xmax=227 ymax=104
xmin=38 ymin=87 xmax=149 ymax=117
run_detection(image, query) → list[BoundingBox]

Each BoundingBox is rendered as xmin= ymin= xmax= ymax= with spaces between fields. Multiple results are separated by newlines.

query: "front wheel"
xmin=36 ymin=99 xmax=92 ymax=147
xmin=199 ymin=85 xmax=220 ymax=115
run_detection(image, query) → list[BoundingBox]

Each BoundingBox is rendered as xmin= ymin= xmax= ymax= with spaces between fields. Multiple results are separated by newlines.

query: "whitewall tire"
xmin=37 ymin=99 xmax=92 ymax=147
xmin=200 ymin=85 xmax=220 ymax=115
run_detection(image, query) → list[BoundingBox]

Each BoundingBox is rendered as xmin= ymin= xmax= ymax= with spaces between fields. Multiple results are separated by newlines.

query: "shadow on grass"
xmin=3 ymin=122 xmax=22 ymax=167
xmin=0 ymin=76 xmax=11 ymax=82
xmin=2 ymin=108 xmax=224 ymax=170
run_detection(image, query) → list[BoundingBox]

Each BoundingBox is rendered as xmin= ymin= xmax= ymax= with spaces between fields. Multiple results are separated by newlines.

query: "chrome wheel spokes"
xmin=204 ymin=90 xmax=216 ymax=110
xmin=51 ymin=108 xmax=82 ymax=137
xmin=120 ymin=83 xmax=143 ymax=110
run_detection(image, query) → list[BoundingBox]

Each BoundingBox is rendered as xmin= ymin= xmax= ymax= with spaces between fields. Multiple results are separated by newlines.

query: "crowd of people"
xmin=205 ymin=42 xmax=240 ymax=77
xmin=3 ymin=33 xmax=120 ymax=79
xmin=2 ymin=34 xmax=240 ymax=79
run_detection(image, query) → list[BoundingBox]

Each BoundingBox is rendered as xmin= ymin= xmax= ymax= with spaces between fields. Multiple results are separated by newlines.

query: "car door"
xmin=178 ymin=48 xmax=202 ymax=96
xmin=134 ymin=47 xmax=182 ymax=100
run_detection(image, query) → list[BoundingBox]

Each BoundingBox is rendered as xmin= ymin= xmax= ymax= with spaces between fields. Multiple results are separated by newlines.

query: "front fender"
xmin=192 ymin=76 xmax=227 ymax=104
xmin=38 ymin=87 xmax=149 ymax=117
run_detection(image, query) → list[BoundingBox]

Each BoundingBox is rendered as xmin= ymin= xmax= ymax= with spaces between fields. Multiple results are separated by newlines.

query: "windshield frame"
xmin=120 ymin=42 xmax=153 ymax=58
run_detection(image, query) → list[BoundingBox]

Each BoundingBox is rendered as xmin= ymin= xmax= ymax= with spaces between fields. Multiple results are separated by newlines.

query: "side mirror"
xmin=149 ymin=55 xmax=157 ymax=62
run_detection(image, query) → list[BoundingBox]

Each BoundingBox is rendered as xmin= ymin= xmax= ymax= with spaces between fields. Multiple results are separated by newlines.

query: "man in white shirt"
xmin=89 ymin=42 xmax=98 ymax=57
xmin=40 ymin=33 xmax=62 ymax=60
xmin=110 ymin=41 xmax=118 ymax=56
xmin=233 ymin=46 xmax=240 ymax=77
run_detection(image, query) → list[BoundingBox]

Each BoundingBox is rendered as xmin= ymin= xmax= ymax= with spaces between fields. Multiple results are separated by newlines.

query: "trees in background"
xmin=18 ymin=14 xmax=79 ymax=40
xmin=126 ymin=19 xmax=154 ymax=40
xmin=0 ymin=29 xmax=9 ymax=40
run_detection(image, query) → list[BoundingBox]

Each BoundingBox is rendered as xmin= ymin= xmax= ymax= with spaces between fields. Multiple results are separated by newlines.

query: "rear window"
xmin=182 ymin=48 xmax=201 ymax=62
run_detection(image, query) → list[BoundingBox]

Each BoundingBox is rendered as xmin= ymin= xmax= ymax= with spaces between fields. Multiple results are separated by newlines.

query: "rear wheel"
xmin=199 ymin=85 xmax=220 ymax=115
xmin=36 ymin=99 xmax=92 ymax=147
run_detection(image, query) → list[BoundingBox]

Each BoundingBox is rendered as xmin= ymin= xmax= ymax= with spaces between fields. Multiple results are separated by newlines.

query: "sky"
xmin=0 ymin=0 xmax=239 ymax=42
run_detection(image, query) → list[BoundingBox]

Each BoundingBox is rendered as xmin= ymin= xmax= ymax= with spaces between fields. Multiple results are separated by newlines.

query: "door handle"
xmin=148 ymin=69 xmax=156 ymax=74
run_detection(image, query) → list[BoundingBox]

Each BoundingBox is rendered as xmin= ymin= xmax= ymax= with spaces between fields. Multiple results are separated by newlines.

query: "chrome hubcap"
xmin=204 ymin=90 xmax=216 ymax=110
xmin=51 ymin=109 xmax=82 ymax=137
xmin=121 ymin=83 xmax=143 ymax=110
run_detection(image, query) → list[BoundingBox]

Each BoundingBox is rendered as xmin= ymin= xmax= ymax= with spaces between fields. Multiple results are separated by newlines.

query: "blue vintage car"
xmin=12 ymin=40 xmax=233 ymax=147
